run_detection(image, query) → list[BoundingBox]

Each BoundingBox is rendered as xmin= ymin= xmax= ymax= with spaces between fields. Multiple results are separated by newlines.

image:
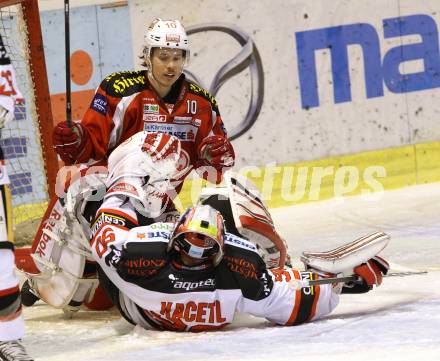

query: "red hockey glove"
xmin=342 ymin=256 xmax=389 ymax=294
xmin=197 ymin=135 xmax=235 ymax=170
xmin=52 ymin=121 xmax=88 ymax=165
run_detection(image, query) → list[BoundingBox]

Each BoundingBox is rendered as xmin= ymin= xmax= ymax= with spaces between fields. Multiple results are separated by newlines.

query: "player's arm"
xmin=52 ymin=83 xmax=115 ymax=165
xmin=229 ymin=252 xmax=336 ymax=326
xmin=90 ymin=197 xmax=171 ymax=289
xmin=195 ymin=97 xmax=235 ymax=184
xmin=237 ymin=234 xmax=390 ymax=326
xmin=90 ymin=194 xmax=140 ymax=269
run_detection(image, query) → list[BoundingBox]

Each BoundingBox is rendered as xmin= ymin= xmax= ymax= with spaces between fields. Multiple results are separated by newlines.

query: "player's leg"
xmin=0 ymin=184 xmax=34 ymax=361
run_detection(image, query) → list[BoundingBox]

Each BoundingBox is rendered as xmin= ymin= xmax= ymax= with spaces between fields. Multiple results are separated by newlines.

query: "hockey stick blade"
xmin=300 ymin=270 xmax=428 ymax=287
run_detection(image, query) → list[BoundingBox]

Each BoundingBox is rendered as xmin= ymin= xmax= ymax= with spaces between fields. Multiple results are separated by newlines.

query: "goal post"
xmin=0 ymin=0 xmax=58 ymax=239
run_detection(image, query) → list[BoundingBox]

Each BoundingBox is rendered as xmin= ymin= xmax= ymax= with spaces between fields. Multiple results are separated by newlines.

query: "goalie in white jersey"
xmin=93 ymin=203 xmax=390 ymax=331
xmin=88 ymin=132 xmax=390 ymax=331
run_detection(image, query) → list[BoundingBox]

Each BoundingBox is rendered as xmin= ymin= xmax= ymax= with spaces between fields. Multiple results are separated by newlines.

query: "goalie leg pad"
xmin=23 ymin=203 xmax=97 ymax=309
xmin=23 ymin=172 xmax=107 ymax=309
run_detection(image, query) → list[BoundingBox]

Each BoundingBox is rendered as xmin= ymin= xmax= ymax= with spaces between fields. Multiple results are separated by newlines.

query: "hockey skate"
xmin=20 ymin=280 xmax=40 ymax=307
xmin=0 ymin=340 xmax=33 ymax=361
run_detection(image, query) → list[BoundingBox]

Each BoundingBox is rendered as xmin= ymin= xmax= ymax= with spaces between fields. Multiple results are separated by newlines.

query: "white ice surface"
xmin=23 ymin=183 xmax=440 ymax=361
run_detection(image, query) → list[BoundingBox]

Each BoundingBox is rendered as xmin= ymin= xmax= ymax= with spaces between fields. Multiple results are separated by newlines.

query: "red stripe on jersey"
xmin=0 ymin=308 xmax=22 ymax=323
xmin=0 ymin=285 xmax=19 ymax=297
xmin=286 ymin=270 xmax=301 ymax=325
xmin=189 ymin=323 xmax=229 ymax=332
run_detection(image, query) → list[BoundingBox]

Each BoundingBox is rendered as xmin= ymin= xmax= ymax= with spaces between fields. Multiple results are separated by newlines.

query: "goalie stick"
xmin=292 ymin=270 xmax=428 ymax=289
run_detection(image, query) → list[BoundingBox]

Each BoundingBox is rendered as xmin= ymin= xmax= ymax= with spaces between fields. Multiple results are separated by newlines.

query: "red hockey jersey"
xmin=79 ymin=71 xmax=231 ymax=185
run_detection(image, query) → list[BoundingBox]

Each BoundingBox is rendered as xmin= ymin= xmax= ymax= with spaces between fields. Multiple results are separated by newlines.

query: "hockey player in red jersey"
xmin=52 ymin=18 xmax=234 ymax=185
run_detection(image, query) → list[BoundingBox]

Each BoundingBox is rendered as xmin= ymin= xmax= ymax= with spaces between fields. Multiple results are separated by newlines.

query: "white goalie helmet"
xmin=143 ymin=18 xmax=190 ymax=66
xmin=107 ymin=131 xmax=184 ymax=183
xmin=106 ymin=131 xmax=187 ymax=217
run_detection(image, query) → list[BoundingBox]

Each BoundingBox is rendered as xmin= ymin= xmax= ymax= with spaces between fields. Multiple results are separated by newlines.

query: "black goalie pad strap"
xmin=0 ymin=241 xmax=14 ymax=251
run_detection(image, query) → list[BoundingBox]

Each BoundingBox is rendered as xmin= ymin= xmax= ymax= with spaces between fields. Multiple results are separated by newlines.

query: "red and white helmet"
xmin=169 ymin=205 xmax=226 ymax=266
xmin=107 ymin=131 xmax=185 ymax=185
xmin=106 ymin=131 xmax=189 ymax=217
xmin=144 ymin=18 xmax=190 ymax=65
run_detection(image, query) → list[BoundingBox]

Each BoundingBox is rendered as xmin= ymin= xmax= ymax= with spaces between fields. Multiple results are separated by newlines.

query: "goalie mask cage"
xmin=0 ymin=0 xmax=57 ymax=230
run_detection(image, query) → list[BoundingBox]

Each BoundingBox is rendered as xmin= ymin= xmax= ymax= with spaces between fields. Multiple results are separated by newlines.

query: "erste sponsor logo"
xmin=166 ymin=34 xmax=181 ymax=43
xmin=225 ymin=234 xmax=257 ymax=251
xmin=143 ymin=114 xmax=167 ymax=122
